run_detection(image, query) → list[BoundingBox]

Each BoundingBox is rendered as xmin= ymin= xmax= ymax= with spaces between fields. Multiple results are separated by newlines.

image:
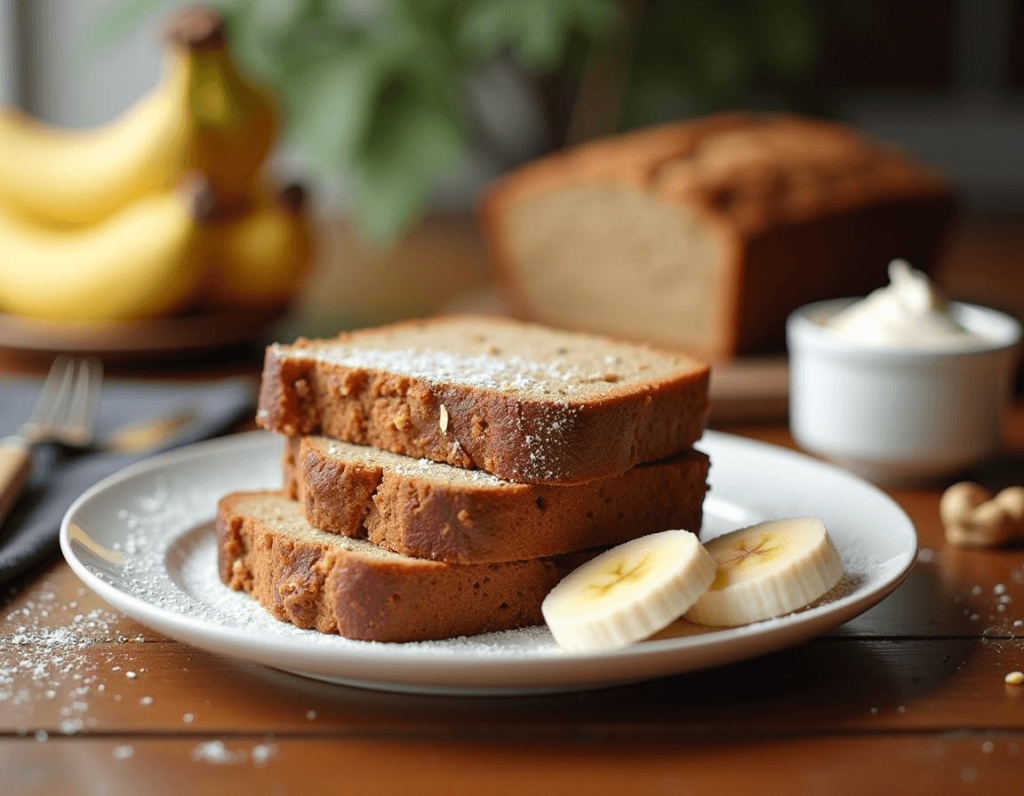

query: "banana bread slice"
xmin=283 ymin=436 xmax=709 ymax=563
xmin=257 ymin=315 xmax=710 ymax=485
xmin=217 ymin=490 xmax=602 ymax=642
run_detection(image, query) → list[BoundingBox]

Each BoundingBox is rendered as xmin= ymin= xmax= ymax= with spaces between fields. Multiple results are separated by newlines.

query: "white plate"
xmin=60 ymin=430 xmax=917 ymax=696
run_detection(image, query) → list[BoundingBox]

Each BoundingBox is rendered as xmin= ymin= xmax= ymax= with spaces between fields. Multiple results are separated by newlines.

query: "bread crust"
xmin=283 ymin=436 xmax=709 ymax=563
xmin=257 ymin=315 xmax=710 ymax=484
xmin=217 ymin=491 xmax=602 ymax=642
xmin=481 ymin=113 xmax=952 ymax=236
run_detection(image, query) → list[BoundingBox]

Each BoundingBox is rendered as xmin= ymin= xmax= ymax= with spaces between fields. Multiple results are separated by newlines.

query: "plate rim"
xmin=59 ymin=429 xmax=918 ymax=694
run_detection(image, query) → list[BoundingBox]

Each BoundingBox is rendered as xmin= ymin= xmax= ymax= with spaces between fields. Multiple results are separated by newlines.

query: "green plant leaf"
xmin=285 ymin=45 xmax=384 ymax=167
xmin=752 ymin=0 xmax=818 ymax=78
xmin=248 ymin=0 xmax=315 ymax=33
xmin=220 ymin=4 xmax=281 ymax=79
xmin=457 ymin=0 xmax=617 ymax=70
xmin=350 ymin=74 xmax=464 ymax=243
xmin=689 ymin=21 xmax=750 ymax=97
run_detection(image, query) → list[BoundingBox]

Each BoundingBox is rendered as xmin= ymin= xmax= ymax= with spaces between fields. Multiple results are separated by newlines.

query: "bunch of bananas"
xmin=0 ymin=7 xmax=313 ymax=323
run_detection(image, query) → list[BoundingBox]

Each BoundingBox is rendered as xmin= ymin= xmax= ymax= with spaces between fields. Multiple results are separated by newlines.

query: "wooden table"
xmin=3 ymin=415 xmax=1023 ymax=795
xmin=3 ymin=219 xmax=1024 ymax=795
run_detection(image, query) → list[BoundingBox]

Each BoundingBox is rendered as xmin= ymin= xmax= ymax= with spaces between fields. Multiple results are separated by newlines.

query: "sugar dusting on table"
xmin=190 ymin=740 xmax=277 ymax=767
xmin=0 ymin=464 xmax=299 ymax=765
xmin=1 ymin=583 xmax=137 ymax=736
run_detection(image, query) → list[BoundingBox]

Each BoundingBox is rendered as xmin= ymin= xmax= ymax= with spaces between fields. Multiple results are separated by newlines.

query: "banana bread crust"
xmin=282 ymin=436 xmax=709 ymax=563
xmin=217 ymin=491 xmax=601 ymax=642
xmin=257 ymin=315 xmax=710 ymax=485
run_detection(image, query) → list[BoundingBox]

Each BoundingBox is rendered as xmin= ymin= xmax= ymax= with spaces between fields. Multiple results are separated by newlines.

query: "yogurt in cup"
xmin=786 ymin=261 xmax=1022 ymax=486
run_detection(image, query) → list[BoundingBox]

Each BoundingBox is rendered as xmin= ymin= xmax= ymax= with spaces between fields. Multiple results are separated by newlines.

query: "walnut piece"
xmin=940 ymin=482 xmax=1024 ymax=548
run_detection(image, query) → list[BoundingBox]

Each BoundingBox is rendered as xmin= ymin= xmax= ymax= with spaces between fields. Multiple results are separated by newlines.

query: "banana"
xmin=169 ymin=10 xmax=278 ymax=210
xmin=203 ymin=184 xmax=315 ymax=309
xmin=0 ymin=8 xmax=276 ymax=227
xmin=0 ymin=174 xmax=218 ymax=322
xmin=541 ymin=530 xmax=716 ymax=653
xmin=685 ymin=517 xmax=845 ymax=627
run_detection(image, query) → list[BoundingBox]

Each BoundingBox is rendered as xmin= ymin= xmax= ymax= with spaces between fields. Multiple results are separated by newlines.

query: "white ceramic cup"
xmin=786 ymin=299 xmax=1022 ymax=486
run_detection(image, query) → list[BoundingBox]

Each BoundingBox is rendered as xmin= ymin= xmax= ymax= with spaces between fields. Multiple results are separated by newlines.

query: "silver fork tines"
xmin=19 ymin=356 xmax=103 ymax=449
xmin=0 ymin=356 xmax=104 ymax=528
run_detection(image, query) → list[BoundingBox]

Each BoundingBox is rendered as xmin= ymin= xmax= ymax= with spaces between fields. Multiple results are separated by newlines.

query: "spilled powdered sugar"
xmin=1 ymin=580 xmax=150 ymax=739
xmin=2 ymin=603 xmax=136 ymax=715
xmin=190 ymin=740 xmax=277 ymax=766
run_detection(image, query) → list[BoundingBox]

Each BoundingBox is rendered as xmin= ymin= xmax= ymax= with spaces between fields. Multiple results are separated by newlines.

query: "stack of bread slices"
xmin=216 ymin=315 xmax=712 ymax=643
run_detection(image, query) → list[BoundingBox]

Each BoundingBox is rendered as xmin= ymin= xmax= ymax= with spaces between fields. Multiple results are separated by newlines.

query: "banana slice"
xmin=542 ymin=530 xmax=716 ymax=653
xmin=685 ymin=517 xmax=844 ymax=627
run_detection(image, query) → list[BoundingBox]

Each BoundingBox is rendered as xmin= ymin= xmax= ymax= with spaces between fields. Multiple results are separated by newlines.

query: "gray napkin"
xmin=0 ymin=375 xmax=257 ymax=585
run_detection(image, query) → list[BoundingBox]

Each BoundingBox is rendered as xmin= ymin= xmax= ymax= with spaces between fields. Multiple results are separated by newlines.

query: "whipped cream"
xmin=825 ymin=260 xmax=978 ymax=347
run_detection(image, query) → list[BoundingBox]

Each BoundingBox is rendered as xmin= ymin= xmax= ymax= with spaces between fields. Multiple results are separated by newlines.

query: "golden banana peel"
xmin=0 ymin=7 xmax=276 ymax=228
xmin=0 ymin=175 xmax=218 ymax=322
xmin=172 ymin=9 xmax=278 ymax=211
xmin=203 ymin=184 xmax=314 ymax=309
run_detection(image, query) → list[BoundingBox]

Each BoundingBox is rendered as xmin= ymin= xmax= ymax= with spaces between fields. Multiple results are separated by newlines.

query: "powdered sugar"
xmin=267 ymin=317 xmax=706 ymax=485
xmin=165 ymin=523 xmax=562 ymax=658
xmin=307 ymin=347 xmax=572 ymax=393
xmin=1 ymin=580 xmax=145 ymax=735
xmin=57 ymin=430 xmax=917 ymax=694
xmin=112 ymin=744 xmax=134 ymax=760
xmin=322 ymin=442 xmax=508 ymax=487
xmin=278 ymin=330 xmax=670 ymax=398
xmin=79 ymin=458 xmax=562 ymax=660
xmin=189 ymin=740 xmax=277 ymax=766
xmin=104 ymin=471 xmax=883 ymax=660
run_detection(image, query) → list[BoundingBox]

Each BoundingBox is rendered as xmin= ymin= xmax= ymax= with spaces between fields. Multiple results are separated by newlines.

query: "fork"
xmin=0 ymin=356 xmax=103 ymax=527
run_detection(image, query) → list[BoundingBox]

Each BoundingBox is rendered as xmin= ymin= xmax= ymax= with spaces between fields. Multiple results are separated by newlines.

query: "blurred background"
xmin=0 ymin=0 xmax=1021 ymax=354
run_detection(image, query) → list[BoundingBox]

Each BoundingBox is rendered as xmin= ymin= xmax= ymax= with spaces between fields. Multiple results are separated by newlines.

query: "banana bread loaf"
xmin=217 ymin=490 xmax=602 ymax=642
xmin=479 ymin=112 xmax=956 ymax=360
xmin=257 ymin=315 xmax=710 ymax=484
xmin=283 ymin=435 xmax=709 ymax=563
